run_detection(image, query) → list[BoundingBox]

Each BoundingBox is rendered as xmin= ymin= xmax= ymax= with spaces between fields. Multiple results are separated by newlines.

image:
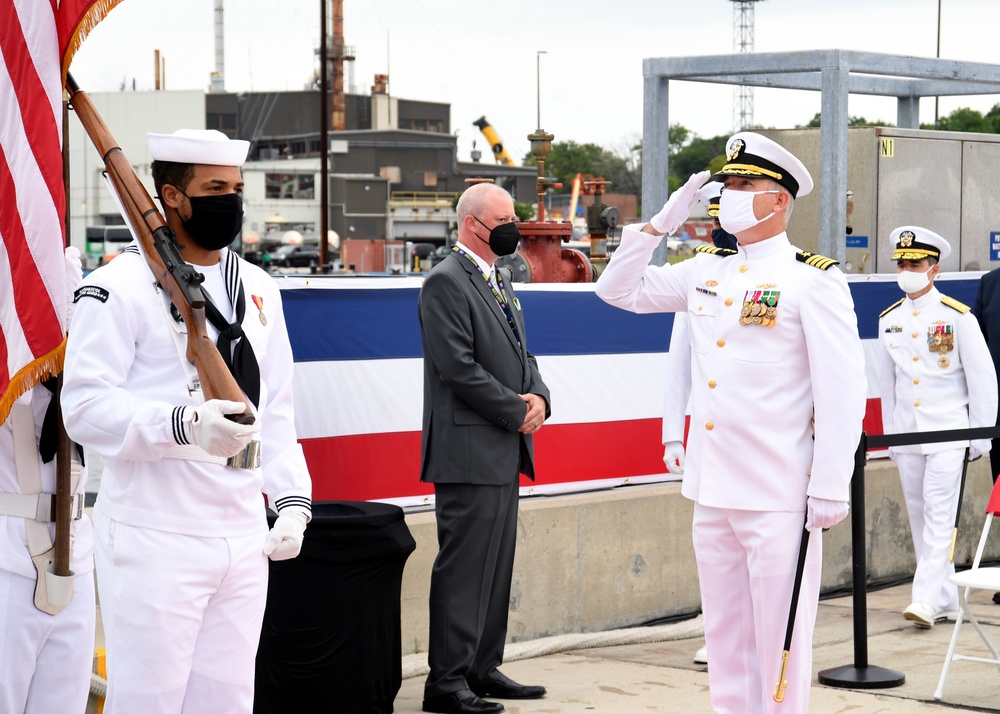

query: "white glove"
xmin=663 ymin=441 xmax=685 ymax=475
xmin=805 ymin=496 xmax=849 ymax=532
xmin=264 ymin=510 xmax=308 ymax=561
xmin=64 ymin=246 xmax=83 ymax=325
xmin=183 ymin=399 xmax=260 ymax=458
xmin=970 ymin=440 xmax=991 ymax=461
xmin=649 ymin=170 xmax=712 ymax=236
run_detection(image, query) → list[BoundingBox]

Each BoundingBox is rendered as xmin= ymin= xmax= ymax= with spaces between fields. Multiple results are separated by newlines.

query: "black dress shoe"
xmin=469 ymin=670 xmax=547 ymax=700
xmin=422 ymin=689 xmax=505 ymax=714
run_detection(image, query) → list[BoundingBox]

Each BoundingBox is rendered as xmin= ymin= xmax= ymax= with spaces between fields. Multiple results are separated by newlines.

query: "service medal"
xmin=252 ymin=294 xmax=267 ymax=326
xmin=939 ymin=356 xmax=950 ymax=368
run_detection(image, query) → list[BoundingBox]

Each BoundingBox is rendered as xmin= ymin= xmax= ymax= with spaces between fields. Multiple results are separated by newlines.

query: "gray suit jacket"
xmin=418 ymin=251 xmax=550 ymax=485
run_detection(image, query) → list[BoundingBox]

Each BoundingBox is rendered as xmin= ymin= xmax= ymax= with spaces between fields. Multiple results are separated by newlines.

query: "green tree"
xmin=513 ymin=201 xmax=536 ymax=222
xmin=934 ymin=107 xmax=992 ymax=133
xmin=801 ymin=113 xmax=892 ymax=127
xmin=985 ymin=103 xmax=1000 ymax=133
xmin=671 ymin=135 xmax=729 ymax=178
xmin=521 ymin=141 xmax=606 ymax=192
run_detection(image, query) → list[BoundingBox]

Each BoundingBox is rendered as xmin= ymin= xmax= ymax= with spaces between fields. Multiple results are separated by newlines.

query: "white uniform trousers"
xmin=93 ymin=508 xmax=268 ymax=714
xmin=693 ymin=504 xmax=821 ymax=714
xmin=893 ymin=449 xmax=964 ymax=612
xmin=0 ymin=567 xmax=96 ymax=714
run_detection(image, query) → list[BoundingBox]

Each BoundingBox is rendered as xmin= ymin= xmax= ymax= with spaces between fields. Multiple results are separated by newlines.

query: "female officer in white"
xmin=597 ymin=132 xmax=867 ymax=714
xmin=62 ymin=129 xmax=312 ymax=714
xmin=877 ymin=226 xmax=997 ymax=628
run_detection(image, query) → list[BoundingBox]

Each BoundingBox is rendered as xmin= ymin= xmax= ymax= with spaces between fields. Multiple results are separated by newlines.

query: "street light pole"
xmin=536 ymin=50 xmax=546 ymax=128
xmin=935 ymin=0 xmax=942 ymax=129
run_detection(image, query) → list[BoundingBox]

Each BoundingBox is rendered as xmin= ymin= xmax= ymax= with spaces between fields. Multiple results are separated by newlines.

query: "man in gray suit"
xmin=418 ymin=182 xmax=551 ymax=714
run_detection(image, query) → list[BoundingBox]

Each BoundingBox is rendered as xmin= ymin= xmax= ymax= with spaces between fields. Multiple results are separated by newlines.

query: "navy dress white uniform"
xmin=0 ymin=250 xmax=94 ymax=713
xmin=62 ymin=130 xmax=312 ymax=714
xmin=597 ymin=133 xmax=867 ymax=714
xmin=877 ymin=226 xmax=997 ymax=628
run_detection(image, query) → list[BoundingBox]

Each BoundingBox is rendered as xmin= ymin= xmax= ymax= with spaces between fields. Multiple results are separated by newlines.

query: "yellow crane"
xmin=472 ymin=116 xmax=514 ymax=166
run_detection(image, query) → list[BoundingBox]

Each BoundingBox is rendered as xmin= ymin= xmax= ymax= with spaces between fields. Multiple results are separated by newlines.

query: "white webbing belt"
xmin=162 ymin=444 xmax=227 ymax=465
xmin=0 ymin=492 xmax=84 ymax=521
xmin=161 ymin=441 xmax=261 ymax=469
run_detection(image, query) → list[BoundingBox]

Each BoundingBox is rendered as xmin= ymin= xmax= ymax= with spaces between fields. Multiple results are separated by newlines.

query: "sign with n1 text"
xmin=991 ymin=232 xmax=1000 ymax=262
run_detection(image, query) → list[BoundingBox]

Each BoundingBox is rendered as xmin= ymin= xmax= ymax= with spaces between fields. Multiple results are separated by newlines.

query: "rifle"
xmin=65 ymin=74 xmax=254 ymax=425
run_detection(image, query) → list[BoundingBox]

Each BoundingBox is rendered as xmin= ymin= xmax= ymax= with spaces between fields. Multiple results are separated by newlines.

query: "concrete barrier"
xmin=399 ymin=457 xmax=999 ymax=655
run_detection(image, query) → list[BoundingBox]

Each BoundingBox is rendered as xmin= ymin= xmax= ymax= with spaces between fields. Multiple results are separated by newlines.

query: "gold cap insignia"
xmin=727 ymin=139 xmax=745 ymax=162
xmin=899 ymin=230 xmax=915 ymax=247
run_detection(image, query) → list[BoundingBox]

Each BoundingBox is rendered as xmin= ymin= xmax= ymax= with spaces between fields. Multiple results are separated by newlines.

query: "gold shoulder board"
xmin=795 ymin=251 xmax=840 ymax=270
xmin=695 ymin=245 xmax=737 ymax=257
xmin=879 ymin=298 xmax=904 ymax=318
xmin=941 ymin=295 xmax=971 ymax=313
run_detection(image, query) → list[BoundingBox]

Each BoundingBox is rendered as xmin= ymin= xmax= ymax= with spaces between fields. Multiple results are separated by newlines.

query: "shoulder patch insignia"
xmin=695 ymin=245 xmax=737 ymax=257
xmin=879 ymin=298 xmax=904 ymax=318
xmin=941 ymin=295 xmax=971 ymax=313
xmin=73 ymin=285 xmax=109 ymax=303
xmin=795 ymin=251 xmax=840 ymax=270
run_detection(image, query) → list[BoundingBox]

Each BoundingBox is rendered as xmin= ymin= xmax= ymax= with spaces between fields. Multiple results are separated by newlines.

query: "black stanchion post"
xmin=818 ymin=433 xmax=906 ymax=689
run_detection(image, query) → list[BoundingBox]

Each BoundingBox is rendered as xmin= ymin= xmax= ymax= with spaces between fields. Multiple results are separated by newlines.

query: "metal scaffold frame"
xmin=641 ymin=50 xmax=1000 ymax=262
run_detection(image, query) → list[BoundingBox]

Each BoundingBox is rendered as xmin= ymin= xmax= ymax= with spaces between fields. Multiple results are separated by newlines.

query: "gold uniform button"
xmin=705 ymin=422 xmax=714 ymax=430
xmin=739 ymin=265 xmax=748 ymax=273
xmin=913 ymin=310 xmax=919 ymax=316
xmin=911 ymin=332 xmax=919 ymax=338
xmin=912 ymin=356 xmax=919 ymax=362
xmin=708 ymin=380 xmax=717 ymax=388
xmin=725 ymin=298 xmax=733 ymax=306
xmin=717 ymin=339 xmax=725 ymax=348
xmin=914 ymin=401 xmax=920 ymax=407
xmin=698 ymin=305 xmax=704 ymax=311
xmin=913 ymin=378 xmax=920 ymax=384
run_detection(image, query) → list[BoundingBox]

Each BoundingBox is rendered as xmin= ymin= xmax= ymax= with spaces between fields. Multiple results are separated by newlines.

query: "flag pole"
xmin=773 ymin=523 xmax=810 ymax=703
xmin=53 ymin=95 xmax=73 ymax=578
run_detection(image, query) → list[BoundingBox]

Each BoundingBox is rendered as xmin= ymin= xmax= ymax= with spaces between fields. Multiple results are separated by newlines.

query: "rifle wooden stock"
xmin=65 ymin=74 xmax=254 ymax=424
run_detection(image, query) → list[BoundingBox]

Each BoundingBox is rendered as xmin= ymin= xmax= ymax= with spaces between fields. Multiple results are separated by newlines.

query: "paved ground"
xmin=389 ymin=582 xmax=1000 ymax=713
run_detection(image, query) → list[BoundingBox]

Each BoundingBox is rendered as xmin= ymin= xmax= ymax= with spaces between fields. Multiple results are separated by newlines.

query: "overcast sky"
xmin=69 ymin=0 xmax=1000 ymax=162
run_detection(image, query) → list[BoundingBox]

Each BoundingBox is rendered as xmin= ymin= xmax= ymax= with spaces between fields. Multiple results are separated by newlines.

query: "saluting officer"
xmin=62 ymin=129 xmax=312 ymax=713
xmin=597 ymin=132 xmax=867 ymax=714
xmin=877 ymin=226 xmax=997 ymax=628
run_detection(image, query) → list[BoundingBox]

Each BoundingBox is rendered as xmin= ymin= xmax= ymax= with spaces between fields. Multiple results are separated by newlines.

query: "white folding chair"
xmin=934 ymin=478 xmax=1000 ymax=701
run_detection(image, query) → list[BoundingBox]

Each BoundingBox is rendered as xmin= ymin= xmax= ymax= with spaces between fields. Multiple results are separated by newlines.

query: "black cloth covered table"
xmin=255 ymin=501 xmax=417 ymax=713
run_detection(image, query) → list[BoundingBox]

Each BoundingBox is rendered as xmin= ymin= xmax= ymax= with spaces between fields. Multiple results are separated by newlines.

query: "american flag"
xmin=0 ymin=0 xmax=122 ymax=423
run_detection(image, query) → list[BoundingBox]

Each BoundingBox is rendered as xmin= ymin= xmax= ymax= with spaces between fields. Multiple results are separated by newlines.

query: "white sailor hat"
xmin=712 ymin=131 xmax=813 ymax=198
xmin=697 ymin=182 xmax=722 ymax=217
xmin=147 ymin=129 xmax=249 ymax=167
xmin=891 ymin=225 xmax=951 ymax=262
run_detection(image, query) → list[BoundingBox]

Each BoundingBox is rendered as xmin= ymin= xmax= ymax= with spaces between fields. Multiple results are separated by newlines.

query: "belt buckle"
xmin=227 ymin=441 xmax=261 ymax=470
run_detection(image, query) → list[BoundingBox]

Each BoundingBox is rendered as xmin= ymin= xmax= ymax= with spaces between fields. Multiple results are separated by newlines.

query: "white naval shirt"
xmin=62 ymin=246 xmax=311 ymax=537
xmin=877 ymin=286 xmax=998 ymax=455
xmin=597 ymin=225 xmax=867 ymax=511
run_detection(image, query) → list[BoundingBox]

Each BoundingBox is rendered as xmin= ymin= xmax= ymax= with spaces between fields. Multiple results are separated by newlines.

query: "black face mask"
xmin=179 ymin=191 xmax=244 ymax=251
xmin=473 ymin=216 xmax=520 ymax=256
xmin=711 ymin=227 xmax=738 ymax=251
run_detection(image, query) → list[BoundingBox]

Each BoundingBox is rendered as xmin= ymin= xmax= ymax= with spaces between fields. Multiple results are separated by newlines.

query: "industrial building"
xmin=68 ymin=84 xmax=537 ymax=271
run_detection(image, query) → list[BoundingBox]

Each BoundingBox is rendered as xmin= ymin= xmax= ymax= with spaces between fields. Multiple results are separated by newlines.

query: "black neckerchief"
xmin=200 ymin=251 xmax=261 ymax=408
